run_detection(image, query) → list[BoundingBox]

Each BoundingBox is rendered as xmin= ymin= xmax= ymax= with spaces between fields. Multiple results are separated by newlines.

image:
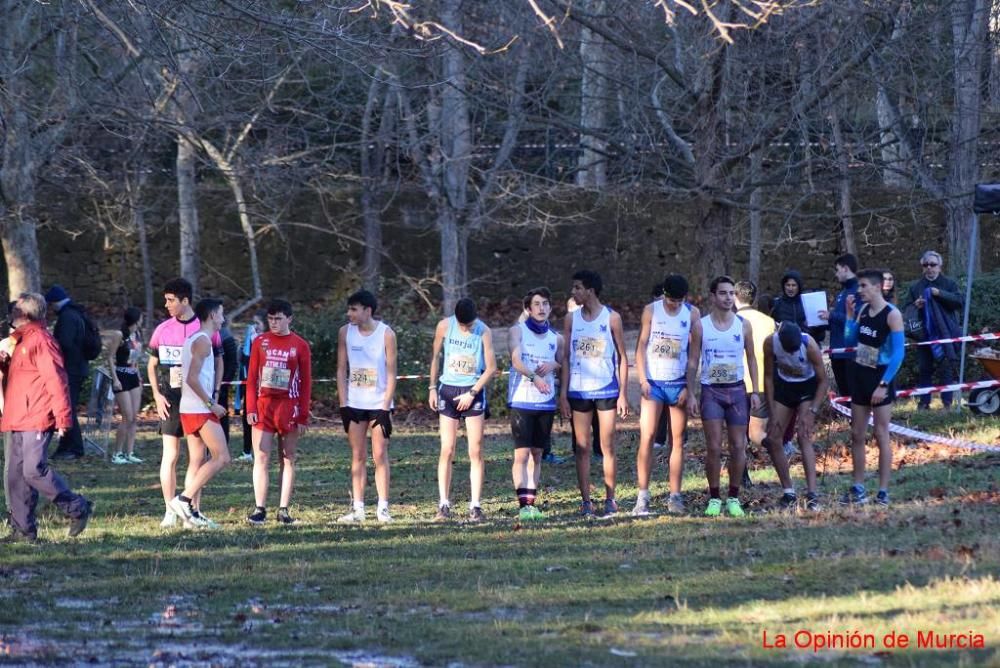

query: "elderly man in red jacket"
xmin=1 ymin=292 xmax=92 ymax=542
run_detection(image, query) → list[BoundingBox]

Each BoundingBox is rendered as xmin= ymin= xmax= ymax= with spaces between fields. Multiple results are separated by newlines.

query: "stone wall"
xmin=30 ymin=185 xmax=1000 ymax=318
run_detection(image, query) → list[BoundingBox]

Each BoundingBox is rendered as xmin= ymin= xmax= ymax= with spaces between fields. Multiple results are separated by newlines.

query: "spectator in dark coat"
xmin=770 ymin=270 xmax=824 ymax=342
xmin=903 ymin=250 xmax=963 ymax=409
xmin=1 ymin=292 xmax=92 ymax=542
xmin=45 ymin=285 xmax=87 ymax=459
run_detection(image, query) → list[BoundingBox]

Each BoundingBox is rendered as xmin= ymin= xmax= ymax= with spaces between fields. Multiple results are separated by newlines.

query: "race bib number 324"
xmin=350 ymin=367 xmax=377 ymax=389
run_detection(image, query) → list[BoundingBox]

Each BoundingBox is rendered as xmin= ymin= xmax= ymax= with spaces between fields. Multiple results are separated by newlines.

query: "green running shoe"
xmin=522 ymin=505 xmax=545 ymax=522
xmin=726 ymin=498 xmax=746 ymax=517
xmin=704 ymin=498 xmax=723 ymax=517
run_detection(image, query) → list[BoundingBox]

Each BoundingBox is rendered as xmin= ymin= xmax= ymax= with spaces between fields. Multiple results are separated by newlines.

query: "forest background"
xmin=3 ymin=0 xmax=1000 ymax=326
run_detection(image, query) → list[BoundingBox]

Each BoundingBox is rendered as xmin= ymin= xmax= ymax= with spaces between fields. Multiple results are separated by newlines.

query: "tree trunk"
xmin=693 ymin=199 xmax=732 ymax=294
xmin=875 ymin=85 xmax=912 ymax=188
xmin=439 ymin=207 xmax=461 ymax=314
xmin=0 ymin=106 xmax=41 ymax=295
xmin=576 ymin=0 xmax=608 ymax=187
xmin=0 ymin=211 xmax=41 ymax=295
xmin=176 ymin=133 xmax=200 ymax=293
xmin=126 ymin=168 xmax=154 ymax=325
xmin=874 ymin=8 xmax=912 ymax=188
xmin=175 ymin=40 xmax=201 ymax=294
xmin=946 ymin=0 xmax=989 ymax=275
xmin=747 ymin=151 xmax=762 ymax=285
xmin=218 ymin=166 xmax=262 ymax=319
xmin=361 ymin=189 xmax=383 ymax=291
xmin=437 ymin=0 xmax=471 ymax=313
xmin=829 ymin=106 xmax=856 ymax=255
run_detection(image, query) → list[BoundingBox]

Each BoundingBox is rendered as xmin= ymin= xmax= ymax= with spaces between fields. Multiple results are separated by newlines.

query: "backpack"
xmin=67 ymin=303 xmax=104 ymax=360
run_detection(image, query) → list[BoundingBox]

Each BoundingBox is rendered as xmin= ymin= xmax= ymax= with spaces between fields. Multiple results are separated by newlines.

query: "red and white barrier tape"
xmin=823 ymin=331 xmax=1000 ymax=356
xmin=832 ymin=379 xmax=1000 ymax=402
xmin=133 ymin=370 xmax=515 ymax=387
xmin=828 ymin=391 xmax=1000 ymax=453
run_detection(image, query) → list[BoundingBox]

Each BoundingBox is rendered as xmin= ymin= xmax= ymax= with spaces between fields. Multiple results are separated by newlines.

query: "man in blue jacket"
xmin=818 ymin=254 xmax=859 ymax=398
xmin=45 ymin=285 xmax=88 ymax=460
xmin=903 ymin=250 xmax=963 ymax=409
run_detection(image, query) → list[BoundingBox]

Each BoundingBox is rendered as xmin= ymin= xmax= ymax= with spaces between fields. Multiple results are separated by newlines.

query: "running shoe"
xmin=160 ymin=510 xmax=178 ymax=528
xmin=704 ymin=498 xmax=723 ymax=517
xmin=338 ymin=508 xmax=366 ymax=524
xmin=778 ymin=492 xmax=798 ymax=511
xmin=376 ymin=507 xmax=393 ymax=523
xmin=652 ymin=441 xmax=665 ymax=450
xmin=805 ymin=492 xmax=822 ymax=512
xmin=580 ymin=500 xmax=596 ymax=518
xmin=276 ymin=508 xmax=297 ymax=525
xmin=168 ymin=495 xmax=195 ymax=522
xmin=126 ymin=454 xmax=144 ymax=464
xmin=631 ymin=496 xmax=651 ymax=517
xmin=726 ymin=498 xmax=746 ymax=518
xmin=518 ymin=506 xmax=532 ymax=522
xmin=236 ymin=452 xmax=254 ymax=462
xmin=839 ymin=484 xmax=869 ymax=506
xmin=68 ymin=500 xmax=93 ymax=537
xmin=875 ymin=490 xmax=890 ymax=507
xmin=468 ymin=506 xmax=485 ymax=522
xmin=189 ymin=511 xmax=218 ymax=529
xmin=433 ymin=504 xmax=451 ymax=522
xmin=541 ymin=452 xmax=565 ymax=465
xmin=247 ymin=507 xmax=267 ymax=526
xmin=525 ymin=505 xmax=545 ymax=521
xmin=666 ymin=493 xmax=685 ymax=515
xmin=603 ymin=498 xmax=619 ymax=517
xmin=111 ymin=452 xmax=130 ymax=465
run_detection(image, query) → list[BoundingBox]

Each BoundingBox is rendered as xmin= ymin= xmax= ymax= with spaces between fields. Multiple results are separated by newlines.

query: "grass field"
xmin=1 ymin=404 xmax=998 ymax=667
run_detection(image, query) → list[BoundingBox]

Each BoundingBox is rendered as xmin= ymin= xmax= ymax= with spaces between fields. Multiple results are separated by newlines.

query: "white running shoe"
xmin=236 ymin=452 xmax=253 ymax=462
xmin=193 ymin=511 xmax=219 ymax=529
xmin=126 ymin=454 xmax=144 ymax=464
xmin=337 ymin=508 xmax=366 ymax=524
xmin=376 ymin=507 xmax=393 ymax=523
xmin=160 ymin=510 xmax=178 ymax=528
xmin=168 ymin=495 xmax=195 ymax=522
xmin=631 ymin=497 xmax=651 ymax=517
xmin=111 ymin=452 xmax=130 ymax=465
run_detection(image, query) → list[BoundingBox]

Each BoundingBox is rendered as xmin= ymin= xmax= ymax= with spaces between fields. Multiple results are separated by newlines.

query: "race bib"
xmin=350 ymin=367 xmax=377 ymax=389
xmin=168 ymin=366 xmax=184 ymax=389
xmin=448 ymin=354 xmax=478 ymax=377
xmin=856 ymin=343 xmax=879 ymax=369
xmin=574 ymin=336 xmax=607 ymax=359
xmin=158 ymin=345 xmax=183 ymax=366
xmin=708 ymin=363 xmax=739 ymax=384
xmin=776 ymin=360 xmax=807 ymax=379
xmin=651 ymin=335 xmax=682 ymax=360
xmin=261 ymin=366 xmax=291 ymax=390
